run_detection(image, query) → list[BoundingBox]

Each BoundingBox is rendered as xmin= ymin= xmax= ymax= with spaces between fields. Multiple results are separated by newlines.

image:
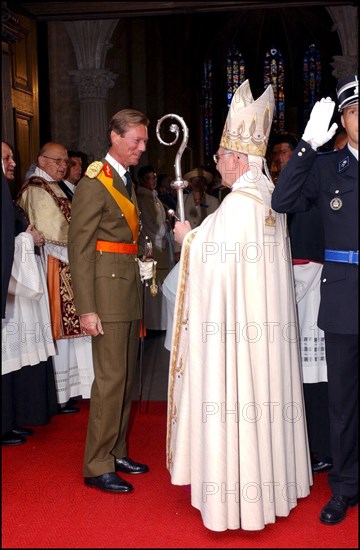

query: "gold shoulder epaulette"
xmin=85 ymin=161 xmax=104 ymax=179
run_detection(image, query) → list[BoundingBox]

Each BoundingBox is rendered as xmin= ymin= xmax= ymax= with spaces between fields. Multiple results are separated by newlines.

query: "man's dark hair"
xmin=270 ymin=132 xmax=299 ymax=151
xmin=67 ymin=150 xmax=83 ymax=158
xmin=138 ymin=165 xmax=156 ymax=182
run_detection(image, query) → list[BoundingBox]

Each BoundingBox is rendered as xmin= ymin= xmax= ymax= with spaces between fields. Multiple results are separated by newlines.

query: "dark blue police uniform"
xmin=272 ymin=140 xmax=358 ymax=505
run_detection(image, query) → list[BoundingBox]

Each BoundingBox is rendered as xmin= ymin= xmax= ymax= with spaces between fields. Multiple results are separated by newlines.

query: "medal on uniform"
xmin=330 ymin=197 xmax=343 ymax=210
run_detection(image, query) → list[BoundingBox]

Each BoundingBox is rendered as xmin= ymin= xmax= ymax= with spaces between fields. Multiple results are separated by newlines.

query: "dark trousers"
xmin=83 ymin=320 xmax=140 ymax=477
xmin=303 ymin=382 xmax=331 ymax=461
xmin=2 ymin=359 xmax=58 ymax=434
xmin=325 ymin=332 xmax=358 ymax=498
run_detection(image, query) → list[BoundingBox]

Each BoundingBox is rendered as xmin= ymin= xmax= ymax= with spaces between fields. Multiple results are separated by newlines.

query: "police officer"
xmin=272 ymin=75 xmax=358 ymax=525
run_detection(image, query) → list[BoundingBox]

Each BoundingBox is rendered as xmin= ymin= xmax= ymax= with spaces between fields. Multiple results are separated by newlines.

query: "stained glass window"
xmin=303 ymin=43 xmax=321 ymax=123
xmin=264 ymin=47 xmax=285 ymax=133
xmin=226 ymin=45 xmax=246 ymax=107
xmin=201 ymin=58 xmax=213 ymax=159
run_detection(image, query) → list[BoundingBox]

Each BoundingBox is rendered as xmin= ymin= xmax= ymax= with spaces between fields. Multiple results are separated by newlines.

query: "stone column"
xmin=64 ymin=20 xmax=119 ymax=161
xmin=68 ymin=68 xmax=117 ymax=160
xmin=326 ymin=5 xmax=358 ymax=80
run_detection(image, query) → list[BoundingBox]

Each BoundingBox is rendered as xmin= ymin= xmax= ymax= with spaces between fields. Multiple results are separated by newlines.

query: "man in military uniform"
xmin=68 ymin=109 xmax=154 ymax=493
xmin=272 ymin=75 xmax=358 ymax=525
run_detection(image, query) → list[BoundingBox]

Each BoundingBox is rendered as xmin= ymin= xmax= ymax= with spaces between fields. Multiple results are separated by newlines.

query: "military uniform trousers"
xmin=83 ymin=319 xmax=141 ymax=477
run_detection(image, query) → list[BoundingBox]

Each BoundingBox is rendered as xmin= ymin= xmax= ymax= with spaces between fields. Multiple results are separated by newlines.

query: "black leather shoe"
xmin=320 ymin=495 xmax=358 ymax=525
xmin=115 ymin=456 xmax=149 ymax=474
xmin=12 ymin=426 xmax=34 ymax=437
xmin=312 ymin=459 xmax=333 ymax=473
xmin=2 ymin=431 xmax=26 ymax=446
xmin=60 ymin=405 xmax=80 ymax=414
xmin=84 ymin=472 xmax=133 ymax=493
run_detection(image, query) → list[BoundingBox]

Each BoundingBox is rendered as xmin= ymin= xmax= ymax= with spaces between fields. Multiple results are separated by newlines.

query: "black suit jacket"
xmin=272 ymin=141 xmax=358 ymax=334
xmin=1 ymin=172 xmax=15 ymax=318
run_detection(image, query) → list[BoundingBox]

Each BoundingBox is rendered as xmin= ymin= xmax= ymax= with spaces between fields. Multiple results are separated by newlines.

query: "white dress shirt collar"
xmin=105 ymin=153 xmax=128 ymax=178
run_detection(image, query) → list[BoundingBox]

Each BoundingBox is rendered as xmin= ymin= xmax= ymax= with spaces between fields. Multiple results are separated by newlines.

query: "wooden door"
xmin=2 ymin=9 xmax=39 ymax=195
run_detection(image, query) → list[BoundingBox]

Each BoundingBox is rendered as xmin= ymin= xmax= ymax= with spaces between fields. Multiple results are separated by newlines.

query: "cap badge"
xmin=338 ymin=157 xmax=349 ymax=173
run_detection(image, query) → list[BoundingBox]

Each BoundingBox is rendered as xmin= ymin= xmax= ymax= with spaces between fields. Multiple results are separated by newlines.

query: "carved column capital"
xmin=326 ymin=5 xmax=358 ymax=80
xmin=69 ymin=68 xmax=117 ymax=100
xmin=330 ymin=56 xmax=358 ymax=81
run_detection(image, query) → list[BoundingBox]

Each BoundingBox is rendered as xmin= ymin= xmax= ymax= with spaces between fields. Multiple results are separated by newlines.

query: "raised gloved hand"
xmin=138 ymin=258 xmax=157 ymax=282
xmin=302 ymin=97 xmax=338 ymax=150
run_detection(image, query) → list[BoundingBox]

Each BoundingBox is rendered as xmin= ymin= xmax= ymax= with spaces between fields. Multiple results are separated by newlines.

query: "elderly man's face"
xmin=38 ymin=144 xmax=70 ymax=182
xmin=2 ymin=142 xmax=16 ymax=181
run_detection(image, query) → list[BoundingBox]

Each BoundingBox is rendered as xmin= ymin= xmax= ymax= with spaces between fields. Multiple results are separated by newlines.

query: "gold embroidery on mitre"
xmin=85 ymin=161 xmax=103 ymax=179
xmin=220 ymin=79 xmax=275 ymax=157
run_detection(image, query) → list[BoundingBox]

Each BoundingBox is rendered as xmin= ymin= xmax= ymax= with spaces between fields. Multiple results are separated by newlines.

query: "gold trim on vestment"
xmin=17 ymin=178 xmax=82 ymax=339
xmin=166 ymin=230 xmax=197 ymax=470
xmin=17 ymin=177 xmax=71 ymax=245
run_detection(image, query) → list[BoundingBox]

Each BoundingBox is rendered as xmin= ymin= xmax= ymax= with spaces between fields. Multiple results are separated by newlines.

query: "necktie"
xmin=57 ymin=180 xmax=74 ymax=201
xmin=124 ymin=171 xmax=132 ymax=197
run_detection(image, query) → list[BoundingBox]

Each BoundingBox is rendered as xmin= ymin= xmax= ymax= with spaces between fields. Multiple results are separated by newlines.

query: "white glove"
xmin=302 ymin=97 xmax=338 ymax=150
xmin=138 ymin=258 xmax=157 ymax=282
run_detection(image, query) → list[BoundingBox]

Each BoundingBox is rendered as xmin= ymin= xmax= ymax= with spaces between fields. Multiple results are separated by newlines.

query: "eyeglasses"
xmin=213 ymin=152 xmax=232 ymax=164
xmin=41 ymin=155 xmax=72 ymax=167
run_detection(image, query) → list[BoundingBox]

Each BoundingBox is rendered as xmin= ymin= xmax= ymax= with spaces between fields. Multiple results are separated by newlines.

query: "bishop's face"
xmin=213 ymin=149 xmax=240 ymax=189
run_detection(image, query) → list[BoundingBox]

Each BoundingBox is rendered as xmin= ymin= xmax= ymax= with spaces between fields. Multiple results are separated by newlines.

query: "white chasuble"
xmin=166 ymin=178 xmax=312 ymax=531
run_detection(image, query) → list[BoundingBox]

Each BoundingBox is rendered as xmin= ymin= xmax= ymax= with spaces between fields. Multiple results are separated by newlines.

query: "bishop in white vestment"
xmin=166 ymin=80 xmax=312 ymax=531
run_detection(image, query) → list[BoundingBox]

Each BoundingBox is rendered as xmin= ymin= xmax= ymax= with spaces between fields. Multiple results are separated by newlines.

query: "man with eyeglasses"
xmin=16 ymin=142 xmax=94 ymax=415
xmin=166 ymin=80 xmax=312 ymax=531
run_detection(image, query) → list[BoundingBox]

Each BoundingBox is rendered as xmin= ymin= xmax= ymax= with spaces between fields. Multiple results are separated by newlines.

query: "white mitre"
xmin=220 ymin=79 xmax=275 ymax=158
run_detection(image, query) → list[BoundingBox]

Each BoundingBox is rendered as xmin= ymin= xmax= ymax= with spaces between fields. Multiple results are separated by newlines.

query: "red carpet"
xmin=2 ymin=400 xmax=358 ymax=548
